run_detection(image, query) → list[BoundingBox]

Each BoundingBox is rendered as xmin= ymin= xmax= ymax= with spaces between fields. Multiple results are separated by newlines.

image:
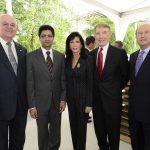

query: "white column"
xmin=6 ymin=0 xmax=12 ymax=15
xmin=114 ymin=18 xmax=130 ymax=41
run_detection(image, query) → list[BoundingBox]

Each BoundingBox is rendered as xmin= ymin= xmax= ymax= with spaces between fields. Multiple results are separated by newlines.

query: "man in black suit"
xmin=129 ymin=23 xmax=150 ymax=150
xmin=85 ymin=35 xmax=96 ymax=123
xmin=85 ymin=35 xmax=96 ymax=52
xmin=0 ymin=14 xmax=28 ymax=150
xmin=113 ymin=41 xmax=123 ymax=49
xmin=91 ymin=23 xmax=129 ymax=150
xmin=27 ymin=25 xmax=66 ymax=150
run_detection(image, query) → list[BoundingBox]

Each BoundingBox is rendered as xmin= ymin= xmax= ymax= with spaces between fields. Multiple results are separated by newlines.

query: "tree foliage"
xmin=0 ymin=1 xmax=6 ymax=14
xmin=83 ymin=16 xmax=115 ymax=45
xmin=2 ymin=0 xmax=72 ymax=53
xmin=123 ymin=22 xmax=139 ymax=54
xmin=82 ymin=15 xmax=140 ymax=54
xmin=0 ymin=1 xmax=140 ymax=54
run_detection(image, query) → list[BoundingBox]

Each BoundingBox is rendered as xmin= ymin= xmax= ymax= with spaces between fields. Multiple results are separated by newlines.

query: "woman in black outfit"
xmin=65 ymin=32 xmax=93 ymax=150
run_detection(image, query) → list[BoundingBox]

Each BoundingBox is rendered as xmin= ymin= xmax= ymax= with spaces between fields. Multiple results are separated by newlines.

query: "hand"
xmin=29 ymin=107 xmax=38 ymax=119
xmin=59 ymin=101 xmax=66 ymax=113
xmin=85 ymin=106 xmax=92 ymax=113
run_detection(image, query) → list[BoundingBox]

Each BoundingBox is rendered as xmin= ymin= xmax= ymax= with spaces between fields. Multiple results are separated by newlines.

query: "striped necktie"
xmin=7 ymin=42 xmax=17 ymax=75
xmin=46 ymin=51 xmax=53 ymax=73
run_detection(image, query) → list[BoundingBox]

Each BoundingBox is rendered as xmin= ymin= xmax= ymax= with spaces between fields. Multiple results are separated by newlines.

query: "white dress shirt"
xmin=0 ymin=37 xmax=18 ymax=63
xmin=41 ymin=46 xmax=53 ymax=62
xmin=140 ymin=46 xmax=150 ymax=61
xmin=96 ymin=43 xmax=109 ymax=69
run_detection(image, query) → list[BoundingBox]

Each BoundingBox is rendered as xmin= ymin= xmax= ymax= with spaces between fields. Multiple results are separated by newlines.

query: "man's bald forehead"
xmin=0 ymin=14 xmax=17 ymax=24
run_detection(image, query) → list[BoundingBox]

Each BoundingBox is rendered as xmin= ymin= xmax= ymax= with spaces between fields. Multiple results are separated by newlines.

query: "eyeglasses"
xmin=1 ymin=22 xmax=17 ymax=28
xmin=137 ymin=31 xmax=150 ymax=36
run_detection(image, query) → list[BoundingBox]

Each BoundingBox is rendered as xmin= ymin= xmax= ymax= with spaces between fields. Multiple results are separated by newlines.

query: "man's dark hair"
xmin=85 ymin=36 xmax=95 ymax=46
xmin=114 ymin=41 xmax=123 ymax=48
xmin=38 ymin=25 xmax=55 ymax=37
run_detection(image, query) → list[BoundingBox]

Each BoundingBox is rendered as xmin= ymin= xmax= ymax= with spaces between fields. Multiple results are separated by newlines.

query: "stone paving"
xmin=24 ymin=108 xmax=132 ymax=150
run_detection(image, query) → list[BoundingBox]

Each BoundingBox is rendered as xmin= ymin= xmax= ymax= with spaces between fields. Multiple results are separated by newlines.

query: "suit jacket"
xmin=91 ymin=44 xmax=129 ymax=114
xmin=0 ymin=42 xmax=27 ymax=120
xmin=129 ymin=50 xmax=150 ymax=122
xmin=65 ymin=55 xmax=93 ymax=111
xmin=27 ymin=48 xmax=66 ymax=113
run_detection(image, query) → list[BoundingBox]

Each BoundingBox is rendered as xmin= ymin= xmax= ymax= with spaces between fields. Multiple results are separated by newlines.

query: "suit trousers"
xmin=67 ymin=101 xmax=88 ymax=150
xmin=0 ymin=113 xmax=27 ymax=150
xmin=129 ymin=110 xmax=150 ymax=150
xmin=36 ymin=100 xmax=61 ymax=150
xmin=93 ymin=100 xmax=121 ymax=150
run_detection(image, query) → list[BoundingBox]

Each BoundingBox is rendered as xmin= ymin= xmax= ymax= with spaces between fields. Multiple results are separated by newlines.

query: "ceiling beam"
xmin=120 ymin=6 xmax=150 ymax=17
xmin=81 ymin=0 xmax=120 ymax=16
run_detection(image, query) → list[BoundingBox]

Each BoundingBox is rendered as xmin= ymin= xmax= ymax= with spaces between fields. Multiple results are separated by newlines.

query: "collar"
xmin=98 ymin=42 xmax=109 ymax=53
xmin=0 ymin=37 xmax=13 ymax=47
xmin=41 ymin=46 xmax=53 ymax=54
xmin=140 ymin=46 xmax=150 ymax=54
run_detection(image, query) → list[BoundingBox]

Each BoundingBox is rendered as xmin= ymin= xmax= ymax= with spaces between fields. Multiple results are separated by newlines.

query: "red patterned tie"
xmin=97 ymin=47 xmax=103 ymax=78
xmin=46 ymin=51 xmax=53 ymax=73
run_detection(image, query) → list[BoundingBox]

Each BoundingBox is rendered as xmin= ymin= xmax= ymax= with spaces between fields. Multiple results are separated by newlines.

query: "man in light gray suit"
xmin=27 ymin=25 xmax=66 ymax=150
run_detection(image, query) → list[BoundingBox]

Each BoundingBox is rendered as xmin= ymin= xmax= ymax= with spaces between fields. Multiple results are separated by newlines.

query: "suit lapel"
xmin=0 ymin=42 xmax=16 ymax=75
xmin=132 ymin=51 xmax=139 ymax=78
xmin=136 ymin=50 xmax=150 ymax=77
xmin=93 ymin=48 xmax=99 ymax=78
xmin=102 ymin=45 xmax=113 ymax=77
xmin=14 ymin=42 xmax=23 ymax=76
xmin=51 ymin=50 xmax=57 ymax=78
xmin=36 ymin=49 xmax=50 ymax=75
xmin=94 ymin=48 xmax=98 ymax=66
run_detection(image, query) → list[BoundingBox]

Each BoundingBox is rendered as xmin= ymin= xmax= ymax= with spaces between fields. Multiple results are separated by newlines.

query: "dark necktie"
xmin=97 ymin=47 xmax=103 ymax=78
xmin=7 ymin=42 xmax=17 ymax=75
xmin=46 ymin=51 xmax=53 ymax=73
xmin=135 ymin=50 xmax=145 ymax=76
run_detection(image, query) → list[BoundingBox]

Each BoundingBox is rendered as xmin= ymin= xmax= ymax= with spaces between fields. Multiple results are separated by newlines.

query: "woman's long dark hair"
xmin=65 ymin=32 xmax=87 ymax=59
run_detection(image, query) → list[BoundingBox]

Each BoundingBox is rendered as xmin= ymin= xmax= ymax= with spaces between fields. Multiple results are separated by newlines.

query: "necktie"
xmin=46 ymin=51 xmax=53 ymax=73
xmin=7 ymin=42 xmax=17 ymax=75
xmin=135 ymin=50 xmax=145 ymax=76
xmin=97 ymin=47 xmax=103 ymax=78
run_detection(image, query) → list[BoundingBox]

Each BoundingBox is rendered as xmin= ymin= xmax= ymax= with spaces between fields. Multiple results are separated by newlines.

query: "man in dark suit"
xmin=91 ymin=23 xmax=129 ymax=150
xmin=113 ymin=41 xmax=123 ymax=49
xmin=27 ymin=25 xmax=66 ymax=150
xmin=0 ymin=14 xmax=28 ymax=150
xmin=129 ymin=23 xmax=150 ymax=150
xmin=85 ymin=35 xmax=96 ymax=123
xmin=85 ymin=35 xmax=96 ymax=52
